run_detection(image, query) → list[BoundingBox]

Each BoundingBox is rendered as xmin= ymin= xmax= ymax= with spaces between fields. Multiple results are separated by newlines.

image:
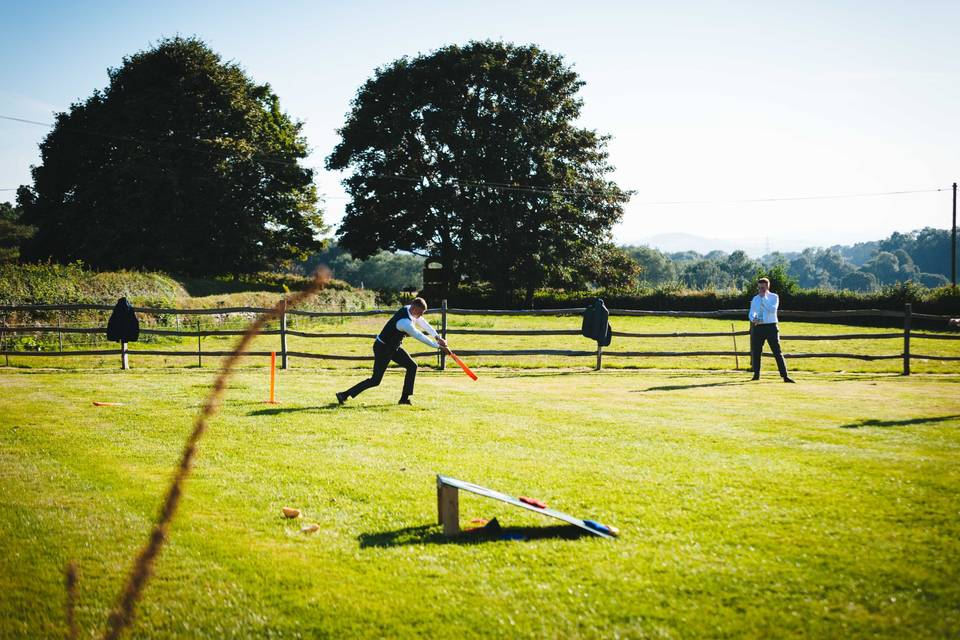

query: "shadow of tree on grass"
xmin=838 ymin=414 xmax=960 ymax=429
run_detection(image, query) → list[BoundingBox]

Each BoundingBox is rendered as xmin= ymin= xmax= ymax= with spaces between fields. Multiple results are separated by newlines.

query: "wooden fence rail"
xmin=2 ymin=302 xmax=959 ymax=374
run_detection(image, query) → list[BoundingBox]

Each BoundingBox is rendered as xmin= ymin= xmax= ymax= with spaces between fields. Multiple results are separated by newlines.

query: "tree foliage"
xmin=327 ymin=41 xmax=629 ymax=303
xmin=564 ymin=243 xmax=640 ymax=290
xmin=0 ymin=201 xmax=35 ymax=263
xmin=758 ymin=263 xmax=800 ymax=296
xmin=840 ymin=270 xmax=878 ymax=292
xmin=622 ymin=246 xmax=676 ymax=285
xmin=18 ymin=37 xmax=323 ymax=276
xmin=301 ymin=243 xmax=424 ymax=291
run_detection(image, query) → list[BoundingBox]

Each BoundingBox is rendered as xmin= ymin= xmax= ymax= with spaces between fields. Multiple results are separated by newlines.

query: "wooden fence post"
xmin=197 ymin=320 xmax=202 ymax=368
xmin=121 ymin=341 xmax=129 ymax=370
xmin=731 ymin=322 xmax=740 ymax=370
xmin=596 ymin=343 xmax=603 ymax=371
xmin=57 ymin=314 xmax=63 ymax=353
xmin=280 ymin=297 xmax=288 ymax=370
xmin=440 ymin=299 xmax=447 ymax=371
xmin=1 ymin=319 xmax=7 ymax=367
xmin=903 ymin=303 xmax=911 ymax=376
xmin=437 ymin=481 xmax=460 ymax=536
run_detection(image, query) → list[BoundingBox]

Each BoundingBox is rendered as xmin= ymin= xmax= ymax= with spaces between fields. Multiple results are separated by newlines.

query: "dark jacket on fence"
xmin=106 ymin=297 xmax=140 ymax=343
xmin=582 ymin=299 xmax=612 ymax=347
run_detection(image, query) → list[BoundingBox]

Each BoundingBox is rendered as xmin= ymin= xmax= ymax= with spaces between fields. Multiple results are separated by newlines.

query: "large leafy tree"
xmin=18 ymin=37 xmax=324 ymax=276
xmin=327 ymin=41 xmax=630 ymax=304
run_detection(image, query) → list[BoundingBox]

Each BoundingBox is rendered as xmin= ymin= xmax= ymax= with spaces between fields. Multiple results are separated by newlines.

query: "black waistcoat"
xmin=377 ymin=306 xmax=411 ymax=349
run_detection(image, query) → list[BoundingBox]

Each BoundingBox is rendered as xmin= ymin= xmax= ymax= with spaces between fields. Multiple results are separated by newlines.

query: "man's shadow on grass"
xmin=838 ymin=414 xmax=960 ymax=429
xmin=358 ymin=523 xmax=591 ymax=548
xmin=247 ymin=403 xmax=426 ymax=416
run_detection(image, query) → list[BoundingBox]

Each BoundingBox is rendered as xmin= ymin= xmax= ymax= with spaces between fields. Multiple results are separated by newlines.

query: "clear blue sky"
xmin=2 ymin=0 xmax=957 ymax=253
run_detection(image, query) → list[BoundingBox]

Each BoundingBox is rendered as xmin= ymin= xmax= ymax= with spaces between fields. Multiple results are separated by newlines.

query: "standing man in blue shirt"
xmin=749 ymin=278 xmax=795 ymax=383
xmin=337 ymin=297 xmax=451 ymax=405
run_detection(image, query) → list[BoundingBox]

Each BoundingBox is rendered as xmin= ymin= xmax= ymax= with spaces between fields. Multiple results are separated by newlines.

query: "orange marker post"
xmin=267 ymin=351 xmax=278 ymax=404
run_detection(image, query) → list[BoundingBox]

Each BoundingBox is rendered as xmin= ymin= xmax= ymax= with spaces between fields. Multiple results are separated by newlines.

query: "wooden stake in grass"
xmin=98 ymin=269 xmax=329 ymax=640
xmin=731 ymin=323 xmax=740 ymax=370
xmin=267 ymin=351 xmax=278 ymax=404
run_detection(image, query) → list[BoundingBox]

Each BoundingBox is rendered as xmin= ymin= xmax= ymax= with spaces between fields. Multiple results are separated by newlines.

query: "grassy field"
xmin=6 ymin=312 xmax=960 ymax=375
xmin=1 ymin=365 xmax=959 ymax=638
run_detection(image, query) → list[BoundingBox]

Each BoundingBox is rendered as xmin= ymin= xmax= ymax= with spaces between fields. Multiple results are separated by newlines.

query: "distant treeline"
xmin=624 ymin=227 xmax=956 ymax=291
xmin=299 ymin=243 xmax=424 ymax=292
xmin=300 ymin=227 xmax=956 ymax=296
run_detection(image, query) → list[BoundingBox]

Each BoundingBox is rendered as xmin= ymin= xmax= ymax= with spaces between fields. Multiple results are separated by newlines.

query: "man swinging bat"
xmin=336 ymin=297 xmax=451 ymax=405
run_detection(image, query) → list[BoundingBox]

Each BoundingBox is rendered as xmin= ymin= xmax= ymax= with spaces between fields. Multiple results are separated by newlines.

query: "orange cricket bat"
xmin=448 ymin=350 xmax=478 ymax=380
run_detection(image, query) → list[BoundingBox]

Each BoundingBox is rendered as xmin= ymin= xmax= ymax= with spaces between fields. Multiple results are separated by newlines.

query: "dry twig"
xmin=99 ymin=270 xmax=329 ymax=640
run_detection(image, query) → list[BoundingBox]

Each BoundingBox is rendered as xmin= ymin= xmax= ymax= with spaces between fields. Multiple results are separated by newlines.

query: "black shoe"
xmin=398 ymin=397 xmax=412 ymax=405
xmin=783 ymin=377 xmax=796 ymax=383
xmin=335 ymin=391 xmax=347 ymax=405
xmin=751 ymin=375 xmax=760 ymax=381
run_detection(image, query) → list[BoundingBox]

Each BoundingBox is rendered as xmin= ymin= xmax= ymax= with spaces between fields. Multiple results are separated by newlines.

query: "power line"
xmin=0 ymin=114 xmax=313 ymax=169
xmin=377 ymin=173 xmax=625 ymax=198
xmin=634 ymin=187 xmax=949 ymax=206
xmin=1 ymin=113 xmax=953 ymax=204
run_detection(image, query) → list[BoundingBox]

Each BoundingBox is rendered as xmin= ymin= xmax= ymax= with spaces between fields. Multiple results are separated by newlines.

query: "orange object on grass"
xmin=267 ymin=351 xmax=278 ymax=403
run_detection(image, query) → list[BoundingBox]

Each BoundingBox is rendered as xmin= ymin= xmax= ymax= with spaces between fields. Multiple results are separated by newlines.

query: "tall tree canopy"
xmin=327 ymin=41 xmax=630 ymax=303
xmin=18 ymin=37 xmax=324 ymax=275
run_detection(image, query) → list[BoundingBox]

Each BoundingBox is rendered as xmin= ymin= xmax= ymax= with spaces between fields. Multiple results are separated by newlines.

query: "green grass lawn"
xmin=1 ymin=366 xmax=959 ymax=638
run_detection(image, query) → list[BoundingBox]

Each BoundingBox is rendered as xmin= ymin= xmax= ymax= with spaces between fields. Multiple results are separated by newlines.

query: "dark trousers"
xmin=751 ymin=323 xmax=789 ymax=378
xmin=344 ymin=340 xmax=417 ymax=399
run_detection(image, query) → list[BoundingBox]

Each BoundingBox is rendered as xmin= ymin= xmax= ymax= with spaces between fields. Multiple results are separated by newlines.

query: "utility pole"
xmin=953 ymin=182 xmax=957 ymax=289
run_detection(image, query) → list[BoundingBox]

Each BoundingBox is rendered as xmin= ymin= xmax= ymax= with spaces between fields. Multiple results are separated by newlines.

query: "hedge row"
xmin=436 ymin=282 xmax=960 ymax=316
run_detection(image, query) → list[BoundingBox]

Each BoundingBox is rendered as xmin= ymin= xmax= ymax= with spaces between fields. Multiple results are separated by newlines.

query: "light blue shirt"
xmin=749 ymin=292 xmax=779 ymax=324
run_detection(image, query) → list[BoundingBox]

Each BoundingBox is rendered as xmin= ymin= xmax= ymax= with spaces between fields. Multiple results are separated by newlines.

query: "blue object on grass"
xmin=582 ymin=520 xmax=612 ymax=534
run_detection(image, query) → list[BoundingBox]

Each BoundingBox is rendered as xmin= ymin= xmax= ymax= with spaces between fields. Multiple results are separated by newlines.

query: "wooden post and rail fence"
xmin=0 ymin=301 xmax=958 ymax=375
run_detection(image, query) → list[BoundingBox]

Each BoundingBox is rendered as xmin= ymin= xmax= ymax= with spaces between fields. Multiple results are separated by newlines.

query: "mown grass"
xmin=1 ymin=367 xmax=959 ymax=638
xmin=8 ymin=313 xmax=960 ymax=375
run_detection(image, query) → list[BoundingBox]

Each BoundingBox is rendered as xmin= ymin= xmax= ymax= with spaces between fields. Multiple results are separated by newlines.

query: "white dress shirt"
xmin=748 ymin=292 xmax=780 ymax=324
xmin=395 ymin=306 xmax=441 ymax=348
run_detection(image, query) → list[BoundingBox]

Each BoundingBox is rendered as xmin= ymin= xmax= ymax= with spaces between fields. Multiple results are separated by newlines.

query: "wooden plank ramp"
xmin=436 ymin=474 xmax=615 ymax=539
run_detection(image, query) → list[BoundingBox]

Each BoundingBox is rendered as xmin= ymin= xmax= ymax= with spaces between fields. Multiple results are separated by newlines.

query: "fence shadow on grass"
xmin=492 ymin=370 xmax=595 ymax=379
xmin=838 ymin=414 xmax=960 ymax=429
xmin=634 ymin=380 xmax=749 ymax=392
xmin=358 ymin=523 xmax=590 ymax=548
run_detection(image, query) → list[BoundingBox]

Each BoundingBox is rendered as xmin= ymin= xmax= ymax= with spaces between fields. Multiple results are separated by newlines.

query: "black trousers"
xmin=344 ymin=340 xmax=417 ymax=399
xmin=751 ymin=323 xmax=789 ymax=378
